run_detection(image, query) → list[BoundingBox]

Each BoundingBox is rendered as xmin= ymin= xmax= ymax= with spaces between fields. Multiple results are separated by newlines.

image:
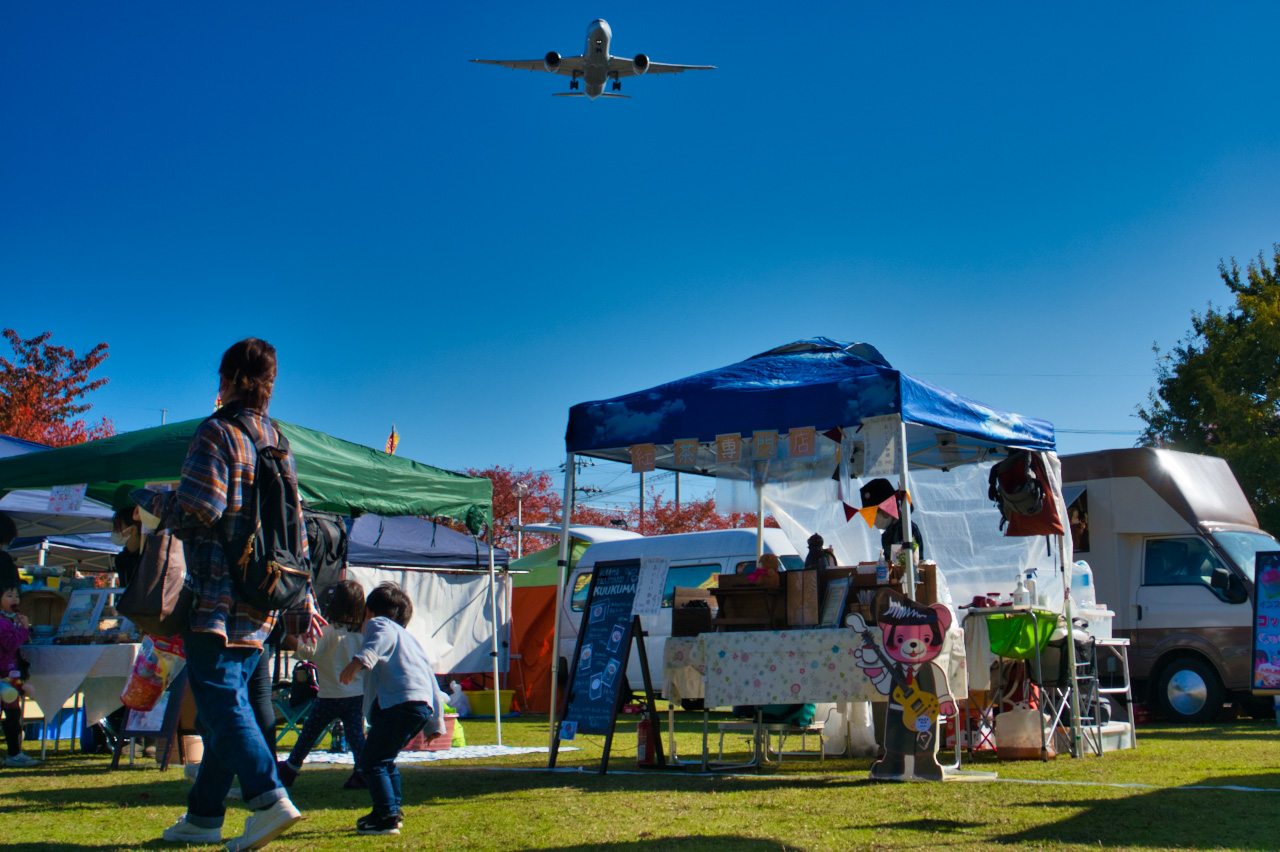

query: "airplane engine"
xmin=544 ymin=52 xmax=561 ymax=72
xmin=633 ymin=53 xmax=650 ymax=75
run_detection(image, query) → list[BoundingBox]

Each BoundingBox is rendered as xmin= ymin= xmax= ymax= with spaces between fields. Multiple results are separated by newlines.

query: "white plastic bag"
xmin=448 ymin=680 xmax=471 ymax=717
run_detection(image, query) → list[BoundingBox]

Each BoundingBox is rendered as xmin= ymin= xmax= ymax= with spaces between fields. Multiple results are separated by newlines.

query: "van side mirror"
xmin=1211 ymin=566 xmax=1249 ymax=604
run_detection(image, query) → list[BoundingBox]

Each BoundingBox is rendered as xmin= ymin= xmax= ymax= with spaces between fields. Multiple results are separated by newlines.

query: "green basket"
xmin=986 ymin=611 xmax=1058 ymax=660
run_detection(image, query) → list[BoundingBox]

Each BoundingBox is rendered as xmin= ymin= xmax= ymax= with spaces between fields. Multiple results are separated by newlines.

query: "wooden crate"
xmin=786 ymin=569 xmax=820 ymax=628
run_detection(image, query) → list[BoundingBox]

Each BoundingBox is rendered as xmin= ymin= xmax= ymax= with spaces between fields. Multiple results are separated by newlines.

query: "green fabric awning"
xmin=0 ymin=417 xmax=492 ymax=532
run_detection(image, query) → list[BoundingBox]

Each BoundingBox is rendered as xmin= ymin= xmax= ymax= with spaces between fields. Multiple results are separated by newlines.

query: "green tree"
xmin=1137 ymin=245 xmax=1280 ymax=532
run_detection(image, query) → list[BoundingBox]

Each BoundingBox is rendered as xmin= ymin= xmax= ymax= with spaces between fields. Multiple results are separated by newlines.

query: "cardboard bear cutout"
xmin=850 ymin=587 xmax=955 ymax=781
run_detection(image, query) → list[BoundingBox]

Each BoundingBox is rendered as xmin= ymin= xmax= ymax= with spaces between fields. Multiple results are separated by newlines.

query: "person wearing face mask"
xmin=111 ymin=507 xmax=144 ymax=589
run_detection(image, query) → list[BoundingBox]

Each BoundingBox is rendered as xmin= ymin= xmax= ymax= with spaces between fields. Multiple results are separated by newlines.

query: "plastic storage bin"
xmin=986 ymin=611 xmax=1058 ymax=660
xmin=464 ymin=689 xmax=515 ymax=716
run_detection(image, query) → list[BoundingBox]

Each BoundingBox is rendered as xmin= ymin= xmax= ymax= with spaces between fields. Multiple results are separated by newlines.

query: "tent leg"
xmin=548 ymin=452 xmax=575 ymax=756
xmin=898 ymin=417 xmax=916 ymax=600
xmin=489 ymin=525 xmax=502 ymax=747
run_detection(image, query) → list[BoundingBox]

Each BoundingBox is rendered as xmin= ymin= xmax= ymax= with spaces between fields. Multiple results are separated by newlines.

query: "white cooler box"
xmin=1074 ymin=606 xmax=1114 ymax=640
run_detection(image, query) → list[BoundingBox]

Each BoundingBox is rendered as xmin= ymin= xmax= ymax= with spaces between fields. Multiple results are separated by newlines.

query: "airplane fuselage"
xmin=580 ymin=19 xmax=612 ymax=99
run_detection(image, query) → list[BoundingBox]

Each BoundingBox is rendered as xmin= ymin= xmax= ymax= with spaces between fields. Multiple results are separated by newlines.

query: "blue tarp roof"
xmin=565 ymin=337 xmax=1055 ymax=474
xmin=348 ymin=514 xmax=509 ymax=571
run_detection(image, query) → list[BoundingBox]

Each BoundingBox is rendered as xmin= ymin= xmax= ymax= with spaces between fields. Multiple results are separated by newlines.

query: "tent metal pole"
xmin=898 ymin=417 xmax=916 ymax=599
xmin=1061 ymin=533 xmax=1083 ymax=758
xmin=488 ymin=523 xmax=502 ymax=746
xmin=548 ymin=452 xmax=575 ymax=753
xmin=755 ymin=463 xmax=765 ymax=561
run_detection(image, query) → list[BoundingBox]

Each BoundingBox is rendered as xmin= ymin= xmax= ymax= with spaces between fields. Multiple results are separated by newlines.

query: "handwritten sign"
xmin=862 ymin=414 xmax=900 ymax=477
xmin=558 ymin=560 xmax=641 ymax=738
xmin=634 ymin=557 xmax=670 ymax=616
xmin=47 ymin=484 xmax=87 ymax=514
xmin=1252 ymin=552 xmax=1280 ymax=694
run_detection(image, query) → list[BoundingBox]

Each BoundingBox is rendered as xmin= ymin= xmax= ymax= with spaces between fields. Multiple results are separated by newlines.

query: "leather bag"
xmin=116 ymin=532 xmax=193 ymax=637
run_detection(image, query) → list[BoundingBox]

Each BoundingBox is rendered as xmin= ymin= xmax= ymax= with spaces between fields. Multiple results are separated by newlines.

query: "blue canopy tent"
xmin=554 ymin=337 xmax=1082 ymax=753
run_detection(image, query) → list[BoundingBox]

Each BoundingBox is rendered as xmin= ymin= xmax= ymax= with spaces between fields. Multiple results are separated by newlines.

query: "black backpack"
xmin=304 ymin=509 xmax=348 ymax=594
xmin=988 ymin=450 xmax=1045 ymax=530
xmin=214 ymin=411 xmax=313 ymax=613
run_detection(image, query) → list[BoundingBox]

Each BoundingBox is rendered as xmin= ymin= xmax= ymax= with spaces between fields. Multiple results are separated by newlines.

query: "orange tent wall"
xmin=510 ymin=584 xmax=557 ymax=713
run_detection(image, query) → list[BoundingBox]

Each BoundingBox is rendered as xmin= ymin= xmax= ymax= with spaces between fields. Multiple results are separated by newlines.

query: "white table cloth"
xmin=22 ymin=643 xmax=141 ymax=724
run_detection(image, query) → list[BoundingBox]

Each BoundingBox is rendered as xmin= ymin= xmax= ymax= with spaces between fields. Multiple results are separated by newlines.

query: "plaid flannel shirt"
xmin=133 ymin=406 xmax=317 ymax=648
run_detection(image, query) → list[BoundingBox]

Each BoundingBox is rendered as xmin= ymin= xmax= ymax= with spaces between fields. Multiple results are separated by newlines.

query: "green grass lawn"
xmin=2 ymin=712 xmax=1278 ymax=851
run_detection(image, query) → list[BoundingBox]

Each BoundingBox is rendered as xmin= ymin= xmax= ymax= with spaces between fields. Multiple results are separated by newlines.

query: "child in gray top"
xmin=339 ymin=582 xmax=448 ymax=836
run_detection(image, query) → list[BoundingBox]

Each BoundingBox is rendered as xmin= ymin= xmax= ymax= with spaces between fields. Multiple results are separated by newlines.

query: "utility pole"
xmin=639 ymin=471 xmax=645 ymax=533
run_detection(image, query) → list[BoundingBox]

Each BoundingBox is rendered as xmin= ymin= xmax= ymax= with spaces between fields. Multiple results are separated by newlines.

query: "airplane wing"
xmin=470 ymin=56 xmax=585 ymax=78
xmin=608 ymin=57 xmax=716 ymax=78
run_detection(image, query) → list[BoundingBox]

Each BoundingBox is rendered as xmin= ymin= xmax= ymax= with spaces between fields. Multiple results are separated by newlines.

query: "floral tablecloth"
xmin=665 ymin=629 xmax=883 ymax=706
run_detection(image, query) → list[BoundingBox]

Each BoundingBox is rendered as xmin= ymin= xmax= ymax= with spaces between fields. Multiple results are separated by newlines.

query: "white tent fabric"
xmin=758 ymin=460 xmax=1067 ymax=612
xmin=346 ymin=566 xmax=511 ymax=674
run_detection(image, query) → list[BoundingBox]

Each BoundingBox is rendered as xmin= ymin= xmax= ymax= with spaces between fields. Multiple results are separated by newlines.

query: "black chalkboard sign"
xmin=550 ymin=559 xmax=664 ymax=773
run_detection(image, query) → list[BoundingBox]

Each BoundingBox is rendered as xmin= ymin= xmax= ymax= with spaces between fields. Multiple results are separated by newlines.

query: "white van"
xmin=558 ymin=528 xmax=803 ymax=699
xmin=1062 ymin=448 xmax=1280 ymax=722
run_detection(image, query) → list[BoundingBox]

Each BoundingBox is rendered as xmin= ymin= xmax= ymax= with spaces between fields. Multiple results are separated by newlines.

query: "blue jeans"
xmin=359 ymin=701 xmax=431 ymax=818
xmin=183 ymin=631 xmax=288 ymax=827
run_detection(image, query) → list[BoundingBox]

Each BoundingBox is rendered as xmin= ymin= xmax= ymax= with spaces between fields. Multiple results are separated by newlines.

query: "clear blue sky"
xmin=4 ymin=2 xmax=1279 ymax=509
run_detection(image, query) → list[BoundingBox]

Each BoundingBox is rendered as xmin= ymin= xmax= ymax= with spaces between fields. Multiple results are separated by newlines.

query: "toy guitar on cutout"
xmin=847 ymin=612 xmax=941 ymax=733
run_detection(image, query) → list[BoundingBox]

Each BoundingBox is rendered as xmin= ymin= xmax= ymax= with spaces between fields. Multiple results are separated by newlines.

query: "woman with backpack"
xmin=134 ymin=338 xmax=323 ymax=852
xmin=278 ymin=579 xmax=369 ymax=790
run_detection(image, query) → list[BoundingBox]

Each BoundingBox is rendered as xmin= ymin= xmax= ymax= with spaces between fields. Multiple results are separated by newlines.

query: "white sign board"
xmin=633 ymin=557 xmax=670 ymax=616
xmin=861 ymin=414 xmax=900 ymax=477
xmin=47 ymin=484 xmax=87 ymax=514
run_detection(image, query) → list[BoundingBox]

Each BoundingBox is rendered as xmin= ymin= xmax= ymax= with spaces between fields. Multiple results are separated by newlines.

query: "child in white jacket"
xmin=278 ymin=580 xmax=367 ymax=789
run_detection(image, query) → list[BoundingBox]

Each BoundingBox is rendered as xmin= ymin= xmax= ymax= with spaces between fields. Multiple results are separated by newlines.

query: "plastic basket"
xmin=986 ymin=611 xmax=1058 ymax=660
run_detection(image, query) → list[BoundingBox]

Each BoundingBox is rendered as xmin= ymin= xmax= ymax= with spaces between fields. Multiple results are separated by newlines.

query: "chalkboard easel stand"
xmin=595 ymin=616 xmax=666 ymax=774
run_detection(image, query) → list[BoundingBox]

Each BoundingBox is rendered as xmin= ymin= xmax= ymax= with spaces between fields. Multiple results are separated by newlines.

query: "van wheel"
xmin=1155 ymin=657 xmax=1224 ymax=723
xmin=557 ymin=658 xmax=569 ymax=690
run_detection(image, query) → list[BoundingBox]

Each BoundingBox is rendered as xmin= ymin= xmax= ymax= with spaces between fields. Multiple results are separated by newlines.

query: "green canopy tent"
xmin=0 ymin=417 xmax=514 ymax=743
xmin=0 ymin=417 xmax=491 ymax=531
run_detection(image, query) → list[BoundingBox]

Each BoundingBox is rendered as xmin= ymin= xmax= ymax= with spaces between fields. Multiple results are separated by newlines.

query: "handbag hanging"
xmin=116 ymin=531 xmax=193 ymax=638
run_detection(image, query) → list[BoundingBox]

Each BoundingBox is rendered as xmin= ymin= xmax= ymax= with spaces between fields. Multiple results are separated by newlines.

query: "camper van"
xmin=1061 ymin=448 xmax=1280 ymax=722
xmin=558 ymin=528 xmax=803 ymax=699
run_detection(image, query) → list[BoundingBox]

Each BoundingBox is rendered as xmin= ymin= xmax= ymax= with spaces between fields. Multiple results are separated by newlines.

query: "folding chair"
xmin=273 ymin=689 xmax=313 ymax=746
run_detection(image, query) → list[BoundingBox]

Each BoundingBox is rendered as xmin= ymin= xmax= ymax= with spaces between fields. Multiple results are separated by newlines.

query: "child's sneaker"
xmin=342 ymin=769 xmax=367 ymax=790
xmin=5 ymin=753 xmax=39 ymax=768
xmin=356 ymin=811 xmax=402 ymax=835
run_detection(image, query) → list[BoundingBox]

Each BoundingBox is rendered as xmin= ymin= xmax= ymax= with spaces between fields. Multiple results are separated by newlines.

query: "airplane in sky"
xmin=470 ymin=19 xmax=714 ymax=100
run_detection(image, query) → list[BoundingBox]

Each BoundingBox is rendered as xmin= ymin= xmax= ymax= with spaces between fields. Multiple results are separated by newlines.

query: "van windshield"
xmin=1211 ymin=530 xmax=1280 ymax=582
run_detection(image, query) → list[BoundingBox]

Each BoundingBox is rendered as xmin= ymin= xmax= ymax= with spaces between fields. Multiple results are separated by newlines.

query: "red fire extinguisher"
xmin=637 ymin=712 xmax=657 ymax=767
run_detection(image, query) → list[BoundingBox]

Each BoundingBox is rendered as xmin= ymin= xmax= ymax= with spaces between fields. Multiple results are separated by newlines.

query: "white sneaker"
xmin=5 ymin=753 xmax=39 ymax=768
xmin=162 ymin=815 xmax=222 ymax=843
xmin=224 ymin=798 xmax=301 ymax=851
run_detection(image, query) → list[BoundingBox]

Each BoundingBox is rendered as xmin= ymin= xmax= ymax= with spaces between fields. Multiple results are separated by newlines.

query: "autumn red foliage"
xmin=0 ymin=329 xmax=114 ymax=446
xmin=451 ymin=465 xmax=776 ymax=554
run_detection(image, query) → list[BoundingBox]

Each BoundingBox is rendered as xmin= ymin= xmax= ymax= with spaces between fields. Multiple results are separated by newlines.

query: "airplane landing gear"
xmin=570 ymin=75 xmax=579 ymax=91
xmin=611 ymin=80 xmax=622 ymax=92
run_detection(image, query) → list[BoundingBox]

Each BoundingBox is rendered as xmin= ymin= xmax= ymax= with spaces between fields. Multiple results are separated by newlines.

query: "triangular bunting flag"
xmin=859 ymin=506 xmax=879 ymax=528
xmin=843 ymin=502 xmax=858 ymax=522
xmin=879 ymin=496 xmax=899 ymax=520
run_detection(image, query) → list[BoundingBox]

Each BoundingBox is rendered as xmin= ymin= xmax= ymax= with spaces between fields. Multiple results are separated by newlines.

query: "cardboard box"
xmin=786 ymin=569 xmax=819 ymax=627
